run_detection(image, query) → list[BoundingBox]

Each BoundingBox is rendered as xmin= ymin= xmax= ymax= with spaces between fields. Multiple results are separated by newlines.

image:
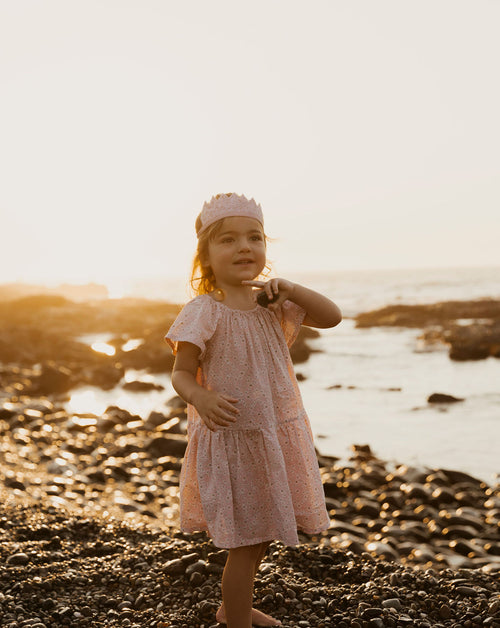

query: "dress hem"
xmin=178 ymin=522 xmax=331 ymax=549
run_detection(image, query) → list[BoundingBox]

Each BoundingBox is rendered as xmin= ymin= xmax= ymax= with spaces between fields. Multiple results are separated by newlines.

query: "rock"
xmin=163 ymin=558 xmax=186 ymax=575
xmin=122 ymin=380 xmax=165 ymax=392
xmin=145 ymin=434 xmax=187 ymax=458
xmin=36 ymin=362 xmax=73 ymax=394
xmin=428 ymin=393 xmax=465 ymax=404
xmin=87 ymin=363 xmax=125 ymax=389
xmin=364 ymin=541 xmax=399 ymax=561
xmin=104 ymin=406 xmax=138 ymax=424
xmin=290 ymin=326 xmax=321 ymax=364
xmin=356 ymin=299 xmax=500 ymax=362
xmin=382 ymin=598 xmax=402 ymax=611
xmin=145 ymin=411 xmax=170 ymax=429
xmin=6 ymin=552 xmax=30 ymax=565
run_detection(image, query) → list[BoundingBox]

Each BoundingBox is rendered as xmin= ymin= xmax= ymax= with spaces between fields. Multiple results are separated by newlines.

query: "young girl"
xmin=165 ymin=193 xmax=342 ymax=628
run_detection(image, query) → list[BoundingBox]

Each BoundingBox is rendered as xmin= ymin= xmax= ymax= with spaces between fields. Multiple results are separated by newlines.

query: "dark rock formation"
xmin=356 ymin=298 xmax=500 ymax=361
xmin=428 ymin=393 xmax=465 ymax=404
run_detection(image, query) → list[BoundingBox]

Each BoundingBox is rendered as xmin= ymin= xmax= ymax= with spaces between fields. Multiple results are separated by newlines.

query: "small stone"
xmin=361 ymin=608 xmax=383 ymax=620
xmin=439 ymin=604 xmax=451 ymax=619
xmin=185 ymin=560 xmax=206 ymax=575
xmin=382 ymin=598 xmax=402 ymax=611
xmin=190 ymin=571 xmax=204 ymax=586
xmin=163 ymin=558 xmax=185 ymax=575
xmin=6 ymin=552 xmax=30 ymax=566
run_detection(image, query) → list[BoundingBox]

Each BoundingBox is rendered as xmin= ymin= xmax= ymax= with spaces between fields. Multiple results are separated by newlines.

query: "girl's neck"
xmin=211 ymin=283 xmax=256 ymax=310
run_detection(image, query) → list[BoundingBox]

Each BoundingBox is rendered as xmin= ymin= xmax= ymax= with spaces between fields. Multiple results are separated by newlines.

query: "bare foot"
xmin=216 ymin=605 xmax=281 ymax=626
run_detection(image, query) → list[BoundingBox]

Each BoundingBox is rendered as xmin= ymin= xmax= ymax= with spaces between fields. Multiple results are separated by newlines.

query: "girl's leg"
xmin=216 ymin=541 xmax=280 ymax=627
xmin=220 ymin=543 xmax=261 ymax=628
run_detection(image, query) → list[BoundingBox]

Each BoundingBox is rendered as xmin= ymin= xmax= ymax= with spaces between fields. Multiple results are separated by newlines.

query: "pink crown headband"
xmin=197 ymin=193 xmax=264 ymax=236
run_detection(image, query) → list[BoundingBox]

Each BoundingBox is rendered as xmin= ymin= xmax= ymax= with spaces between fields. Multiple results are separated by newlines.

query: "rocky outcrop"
xmin=356 ymin=299 xmax=500 ymax=361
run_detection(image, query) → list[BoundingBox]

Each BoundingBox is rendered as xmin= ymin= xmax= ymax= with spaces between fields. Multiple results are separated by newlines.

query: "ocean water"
xmin=67 ymin=266 xmax=500 ymax=484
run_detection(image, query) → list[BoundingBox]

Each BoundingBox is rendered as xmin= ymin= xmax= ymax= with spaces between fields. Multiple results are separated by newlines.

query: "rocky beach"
xmin=1 ymin=291 xmax=499 ymax=627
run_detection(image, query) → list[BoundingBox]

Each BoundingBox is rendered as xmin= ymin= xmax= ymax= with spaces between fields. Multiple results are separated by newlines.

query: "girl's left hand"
xmin=242 ymin=278 xmax=295 ymax=311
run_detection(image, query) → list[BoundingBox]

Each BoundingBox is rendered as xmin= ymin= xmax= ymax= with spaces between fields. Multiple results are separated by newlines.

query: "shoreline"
xmin=1 ymin=291 xmax=498 ymax=484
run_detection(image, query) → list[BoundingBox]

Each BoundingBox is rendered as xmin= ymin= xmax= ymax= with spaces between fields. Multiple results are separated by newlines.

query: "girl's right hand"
xmin=191 ymin=388 xmax=239 ymax=431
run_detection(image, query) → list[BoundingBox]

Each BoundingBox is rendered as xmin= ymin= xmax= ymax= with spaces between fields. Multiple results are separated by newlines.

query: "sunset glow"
xmin=1 ymin=1 xmax=499 ymax=291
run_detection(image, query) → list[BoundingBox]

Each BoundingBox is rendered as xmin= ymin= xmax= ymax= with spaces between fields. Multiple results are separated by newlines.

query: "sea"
xmin=67 ymin=266 xmax=500 ymax=484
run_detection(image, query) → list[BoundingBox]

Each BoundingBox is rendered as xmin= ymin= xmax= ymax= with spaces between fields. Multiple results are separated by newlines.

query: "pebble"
xmin=6 ymin=553 xmax=30 ymax=566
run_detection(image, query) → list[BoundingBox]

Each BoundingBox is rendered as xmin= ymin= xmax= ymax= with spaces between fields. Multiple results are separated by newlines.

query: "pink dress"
xmin=165 ymin=294 xmax=330 ymax=548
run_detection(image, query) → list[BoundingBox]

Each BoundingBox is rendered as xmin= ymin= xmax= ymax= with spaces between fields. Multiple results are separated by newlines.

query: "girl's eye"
xmin=221 ymin=238 xmax=234 ymax=244
xmin=251 ymin=235 xmax=263 ymax=241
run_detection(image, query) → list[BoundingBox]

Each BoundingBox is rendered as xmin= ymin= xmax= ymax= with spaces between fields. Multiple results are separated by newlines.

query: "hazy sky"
xmin=1 ymin=0 xmax=499 ymax=289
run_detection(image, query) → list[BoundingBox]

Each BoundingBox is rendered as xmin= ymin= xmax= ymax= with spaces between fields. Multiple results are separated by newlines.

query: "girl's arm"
xmin=243 ymin=279 xmax=342 ymax=329
xmin=171 ymin=341 xmax=239 ymax=431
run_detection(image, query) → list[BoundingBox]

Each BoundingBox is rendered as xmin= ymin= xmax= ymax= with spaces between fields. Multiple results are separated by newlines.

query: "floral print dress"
xmin=165 ymin=294 xmax=330 ymax=548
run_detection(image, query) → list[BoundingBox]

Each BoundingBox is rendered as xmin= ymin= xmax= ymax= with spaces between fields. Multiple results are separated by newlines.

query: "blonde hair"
xmin=190 ymin=214 xmax=272 ymax=296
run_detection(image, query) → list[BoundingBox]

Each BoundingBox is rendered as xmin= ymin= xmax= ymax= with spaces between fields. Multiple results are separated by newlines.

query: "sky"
xmin=1 ymin=0 xmax=499 ymax=291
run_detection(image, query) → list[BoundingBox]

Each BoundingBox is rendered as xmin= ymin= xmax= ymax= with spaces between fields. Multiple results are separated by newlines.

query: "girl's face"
xmin=204 ymin=216 xmax=266 ymax=288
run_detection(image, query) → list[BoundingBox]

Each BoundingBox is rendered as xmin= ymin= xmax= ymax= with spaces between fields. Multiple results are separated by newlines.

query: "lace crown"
xmin=197 ymin=193 xmax=264 ymax=236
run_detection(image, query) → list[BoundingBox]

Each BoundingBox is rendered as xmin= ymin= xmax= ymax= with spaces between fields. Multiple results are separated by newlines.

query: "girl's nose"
xmin=238 ymin=240 xmax=251 ymax=251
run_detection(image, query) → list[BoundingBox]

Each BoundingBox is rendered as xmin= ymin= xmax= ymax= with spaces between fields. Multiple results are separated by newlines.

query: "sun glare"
xmin=67 ymin=389 xmax=108 ymax=416
xmin=91 ymin=342 xmax=116 ymax=356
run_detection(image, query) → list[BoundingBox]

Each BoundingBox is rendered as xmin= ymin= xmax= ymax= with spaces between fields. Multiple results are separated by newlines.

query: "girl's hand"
xmin=191 ymin=388 xmax=239 ymax=432
xmin=242 ymin=278 xmax=295 ymax=312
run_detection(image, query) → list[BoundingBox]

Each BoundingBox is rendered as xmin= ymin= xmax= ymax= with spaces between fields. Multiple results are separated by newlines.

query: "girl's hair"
xmin=190 ymin=213 xmax=272 ymax=296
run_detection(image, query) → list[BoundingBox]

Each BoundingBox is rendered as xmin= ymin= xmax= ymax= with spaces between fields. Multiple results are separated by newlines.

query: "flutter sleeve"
xmin=165 ymin=296 xmax=218 ymax=359
xmin=277 ymin=299 xmax=307 ymax=347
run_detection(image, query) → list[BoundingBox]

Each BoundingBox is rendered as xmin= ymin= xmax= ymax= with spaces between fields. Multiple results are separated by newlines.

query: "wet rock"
xmin=104 ymin=405 xmax=139 ymax=424
xmin=290 ymin=326 xmax=321 ymax=364
xmin=428 ymin=392 xmax=465 ymax=403
xmin=145 ymin=411 xmax=170 ymax=429
xmin=356 ymin=298 xmax=500 ymax=362
xmin=122 ymin=380 xmax=165 ymax=392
